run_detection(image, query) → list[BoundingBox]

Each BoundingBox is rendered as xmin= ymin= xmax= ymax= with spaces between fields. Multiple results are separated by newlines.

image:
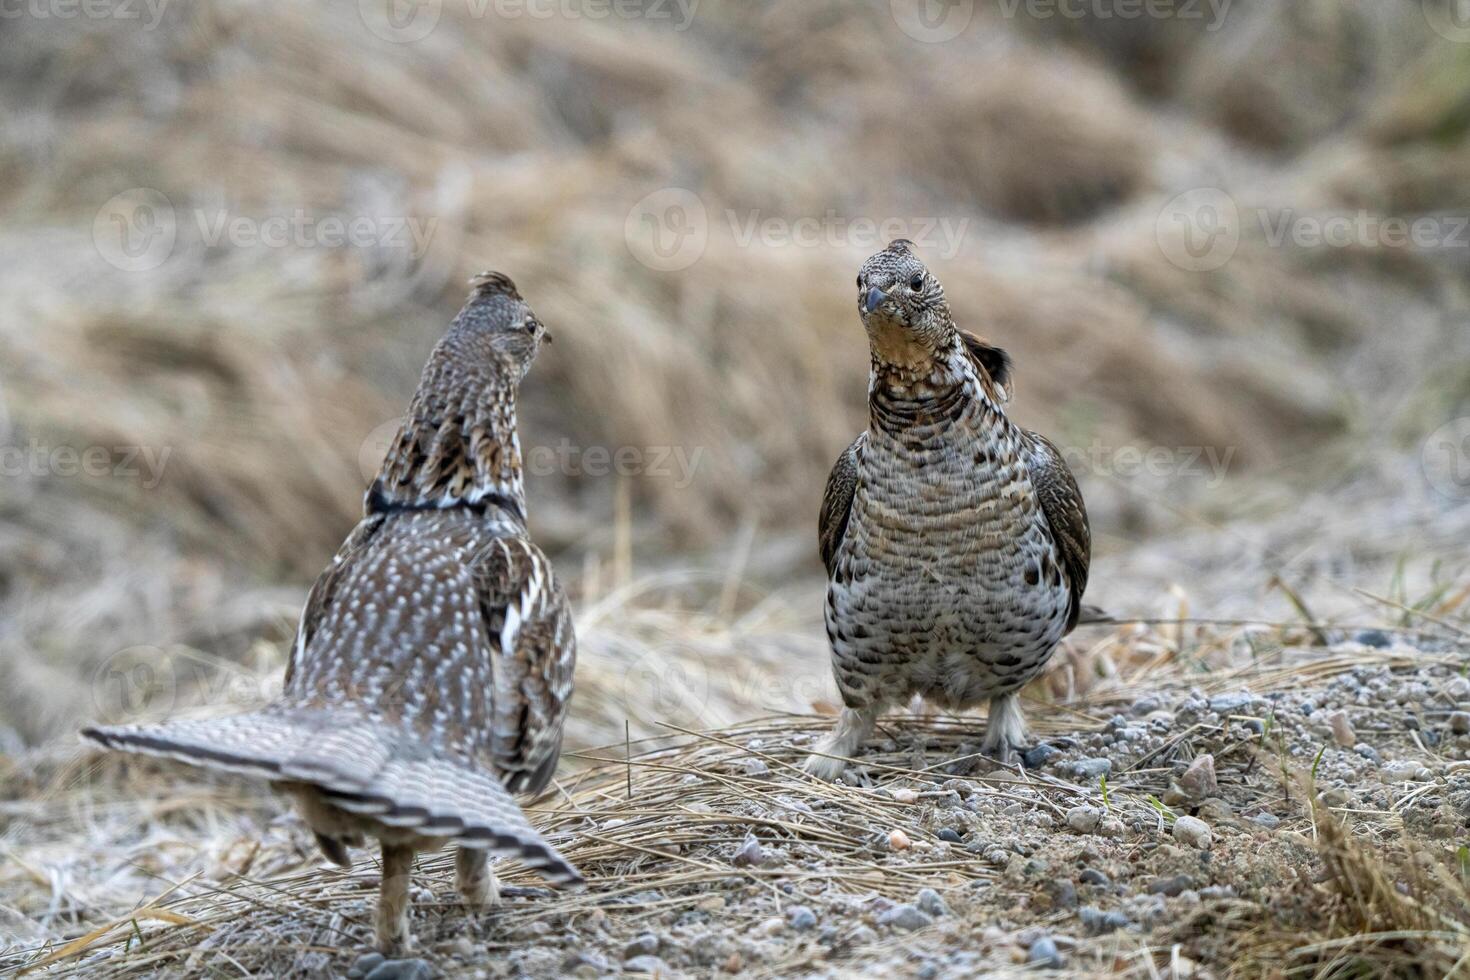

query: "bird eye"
xmin=908 ymin=273 xmax=924 ymax=291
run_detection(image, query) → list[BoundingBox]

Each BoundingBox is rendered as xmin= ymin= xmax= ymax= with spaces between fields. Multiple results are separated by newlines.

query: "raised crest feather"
xmin=469 ymin=271 xmax=523 ymax=301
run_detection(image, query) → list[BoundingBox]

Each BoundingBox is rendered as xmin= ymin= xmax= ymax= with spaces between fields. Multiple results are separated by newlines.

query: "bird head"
xmin=451 ymin=271 xmax=552 ymax=380
xmin=856 ymin=240 xmax=954 ymax=368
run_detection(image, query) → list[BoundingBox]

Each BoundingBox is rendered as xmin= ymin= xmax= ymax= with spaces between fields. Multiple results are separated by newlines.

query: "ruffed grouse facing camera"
xmin=84 ymin=273 xmax=580 ymax=955
xmin=807 ymin=241 xmax=1091 ymax=779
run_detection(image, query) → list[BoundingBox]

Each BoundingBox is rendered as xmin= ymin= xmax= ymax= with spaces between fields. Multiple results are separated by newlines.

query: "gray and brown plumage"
xmin=82 ymin=272 xmax=580 ymax=954
xmin=806 ymin=241 xmax=1091 ymax=779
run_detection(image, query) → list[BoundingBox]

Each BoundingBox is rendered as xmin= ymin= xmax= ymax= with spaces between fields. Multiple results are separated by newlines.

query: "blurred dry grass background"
xmin=3 ymin=2 xmax=1470 ymax=976
xmin=0 ymin=0 xmax=1468 ymax=752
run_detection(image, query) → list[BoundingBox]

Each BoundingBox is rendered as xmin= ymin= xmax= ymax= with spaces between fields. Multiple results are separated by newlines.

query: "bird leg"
xmin=981 ymin=692 xmax=1027 ymax=767
xmin=314 ymin=832 xmax=352 ymax=869
xmin=455 ymin=846 xmax=499 ymax=909
xmin=805 ymin=705 xmax=880 ymax=780
xmin=376 ymin=843 xmax=416 ymax=955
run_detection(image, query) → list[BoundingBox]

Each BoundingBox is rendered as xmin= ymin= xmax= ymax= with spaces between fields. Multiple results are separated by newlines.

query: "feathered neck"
xmin=367 ymin=332 xmax=526 ymax=523
xmin=868 ymin=334 xmax=1011 ymax=432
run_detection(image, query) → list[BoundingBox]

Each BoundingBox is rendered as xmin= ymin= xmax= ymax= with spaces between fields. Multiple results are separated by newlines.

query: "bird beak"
xmin=864 ymin=286 xmax=888 ymax=314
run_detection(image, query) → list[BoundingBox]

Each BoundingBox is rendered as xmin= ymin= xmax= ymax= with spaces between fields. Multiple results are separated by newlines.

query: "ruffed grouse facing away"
xmin=83 ymin=273 xmax=580 ymax=955
xmin=806 ymin=241 xmax=1091 ymax=779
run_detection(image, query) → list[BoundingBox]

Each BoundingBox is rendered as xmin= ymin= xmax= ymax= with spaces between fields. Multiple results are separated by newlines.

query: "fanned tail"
xmin=81 ymin=708 xmax=580 ymax=886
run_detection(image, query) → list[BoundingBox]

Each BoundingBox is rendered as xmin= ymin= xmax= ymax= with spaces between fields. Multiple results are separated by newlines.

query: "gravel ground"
xmin=7 ymin=632 xmax=1468 ymax=979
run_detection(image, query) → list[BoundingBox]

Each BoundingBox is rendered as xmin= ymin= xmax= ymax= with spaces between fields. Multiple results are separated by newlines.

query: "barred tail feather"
xmin=80 ymin=708 xmax=388 ymax=795
xmin=321 ymin=757 xmax=582 ymax=886
xmin=81 ymin=709 xmax=581 ymax=887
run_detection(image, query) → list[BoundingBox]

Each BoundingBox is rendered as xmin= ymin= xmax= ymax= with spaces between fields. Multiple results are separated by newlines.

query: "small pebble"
xmin=892 ymin=787 xmax=919 ymax=804
xmin=1328 ymin=711 xmax=1356 ymax=747
xmin=1148 ymin=874 xmax=1194 ymax=897
xmin=1130 ymin=696 xmax=1160 ymax=716
xmin=348 ymin=953 xmax=385 ymax=980
xmin=1066 ymin=805 xmax=1103 ymax=834
xmin=1046 ymin=878 xmax=1077 ymax=910
xmin=364 ymin=960 xmax=432 ymax=980
xmin=1252 ymin=812 xmax=1281 ymax=829
xmin=1078 ymin=906 xmax=1129 ymax=934
xmin=1028 ymin=935 xmax=1063 ymax=969
xmin=937 ymin=828 xmax=963 ymax=843
xmin=624 ymin=955 xmax=670 ymax=976
xmin=888 ymin=828 xmax=912 ymax=851
xmin=1180 ymin=754 xmax=1217 ymax=799
xmin=1450 ymin=712 xmax=1470 ymax=735
xmin=1209 ymin=692 xmax=1252 ymax=714
xmin=1022 ymin=744 xmax=1059 ymax=769
xmin=564 ymin=951 xmax=611 ymax=977
xmin=1354 ymin=629 xmax=1391 ymax=648
xmin=732 ymin=834 xmax=767 ymax=867
xmin=744 ymin=758 xmax=770 ymax=778
xmin=917 ymin=888 xmax=948 ymax=916
xmin=1354 ymin=743 xmax=1380 ymax=762
xmin=786 ymin=905 xmax=817 ymax=931
xmin=1079 ymin=867 xmax=1109 ymax=886
xmin=1072 ymin=757 xmax=1112 ymax=780
xmin=1173 ymin=815 xmax=1213 ymax=850
xmin=624 ymin=934 xmax=660 ymax=959
xmin=878 ymin=903 xmax=933 ymax=932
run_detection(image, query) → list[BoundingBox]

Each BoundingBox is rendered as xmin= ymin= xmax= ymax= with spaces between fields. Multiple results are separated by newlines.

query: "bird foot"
xmin=804 ymin=751 xmax=851 ymax=782
xmin=455 ymin=848 xmax=499 ymax=911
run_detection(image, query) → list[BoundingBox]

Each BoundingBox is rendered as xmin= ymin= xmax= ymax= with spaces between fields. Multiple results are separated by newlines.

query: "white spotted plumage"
xmin=82 ymin=273 xmax=578 ymax=955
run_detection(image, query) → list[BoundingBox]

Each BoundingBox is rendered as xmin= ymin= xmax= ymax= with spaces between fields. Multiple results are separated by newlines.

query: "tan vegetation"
xmin=3 ymin=1 xmax=1470 ymax=976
